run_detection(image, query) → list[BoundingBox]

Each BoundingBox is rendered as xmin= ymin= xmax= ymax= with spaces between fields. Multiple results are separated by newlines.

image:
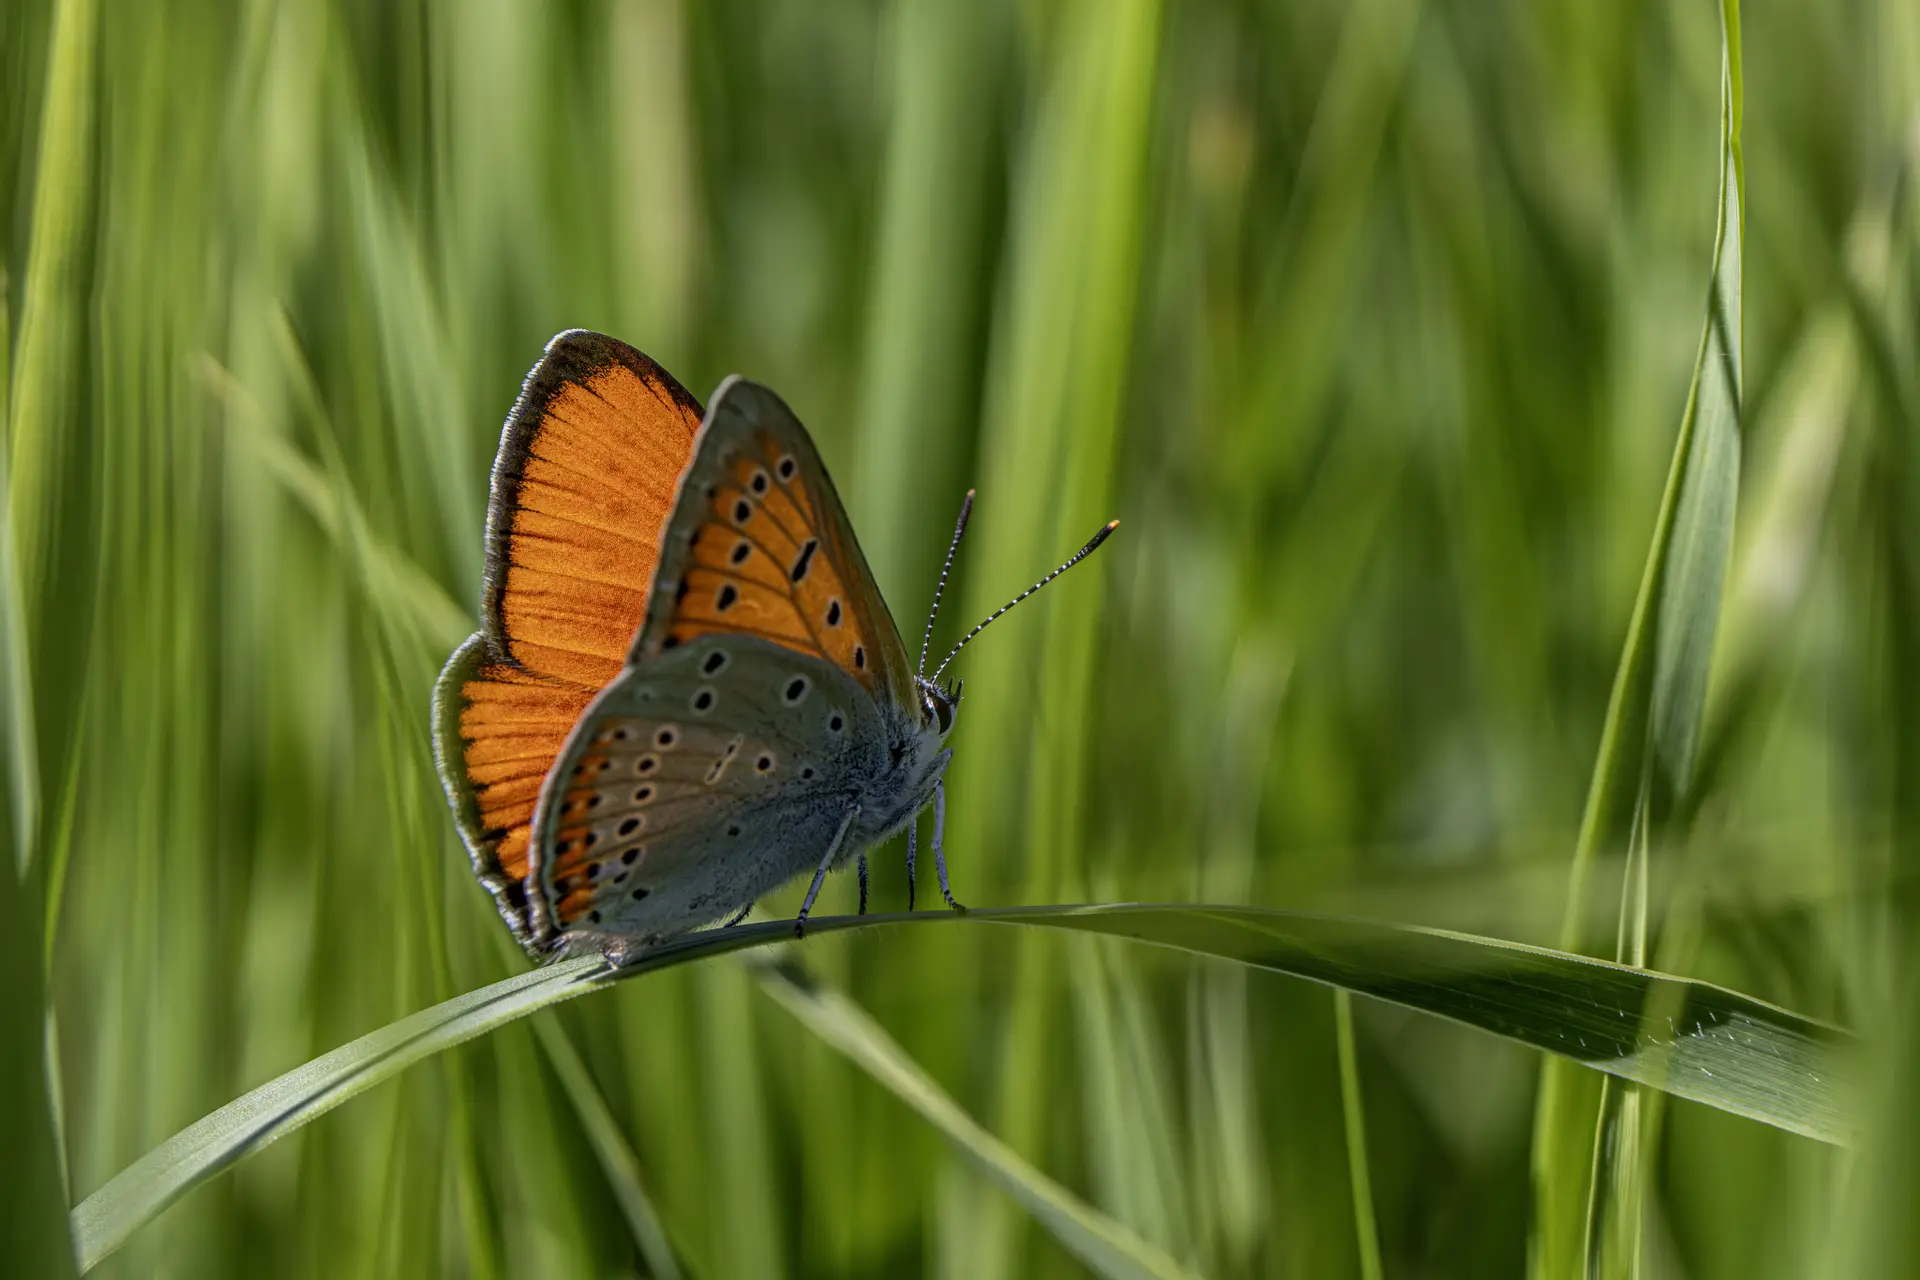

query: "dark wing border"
xmin=432 ymin=632 xmax=538 ymax=945
xmin=479 ymin=329 xmax=705 ymax=666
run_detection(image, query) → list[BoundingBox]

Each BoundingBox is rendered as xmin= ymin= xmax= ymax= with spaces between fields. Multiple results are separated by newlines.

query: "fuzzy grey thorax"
xmin=849 ymin=680 xmax=958 ymax=850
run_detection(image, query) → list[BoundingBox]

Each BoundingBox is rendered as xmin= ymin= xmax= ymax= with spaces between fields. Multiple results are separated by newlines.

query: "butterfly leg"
xmin=905 ymin=816 xmax=918 ymax=913
xmin=795 ymin=806 xmax=860 ymax=938
xmin=722 ymin=902 xmax=754 ymax=927
xmin=932 ymin=780 xmax=967 ymax=912
xmin=857 ymin=853 xmax=870 ymax=915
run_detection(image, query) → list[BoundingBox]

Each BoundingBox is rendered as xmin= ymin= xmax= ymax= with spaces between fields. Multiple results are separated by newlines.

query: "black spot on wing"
xmin=789 ymin=539 xmax=818 ymax=583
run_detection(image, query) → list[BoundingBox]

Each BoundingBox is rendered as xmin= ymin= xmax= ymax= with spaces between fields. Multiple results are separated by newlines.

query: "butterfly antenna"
xmin=918 ymin=489 xmax=976 ymax=678
xmin=931 ymin=518 xmax=1120 ymax=685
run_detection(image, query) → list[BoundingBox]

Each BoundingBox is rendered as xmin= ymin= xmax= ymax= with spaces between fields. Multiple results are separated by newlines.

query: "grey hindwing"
xmin=526 ymin=636 xmax=891 ymax=947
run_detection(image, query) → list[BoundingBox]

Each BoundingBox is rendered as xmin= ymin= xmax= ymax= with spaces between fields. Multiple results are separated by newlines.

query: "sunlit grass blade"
xmin=4 ymin=0 xmax=95 ymax=618
xmin=1071 ymin=937 xmax=1192 ymax=1259
xmin=848 ymin=0 xmax=996 ymax=596
xmin=73 ymin=902 xmax=1852 ymax=1271
xmin=194 ymin=347 xmax=472 ymax=652
xmin=0 ymin=278 xmax=37 ymax=887
xmin=950 ymin=0 xmax=1161 ymax=1267
xmin=528 ymin=1013 xmax=683 ymax=1280
xmin=752 ymin=954 xmax=1201 ymax=1280
xmin=691 ymin=962 xmax=789 ymax=1279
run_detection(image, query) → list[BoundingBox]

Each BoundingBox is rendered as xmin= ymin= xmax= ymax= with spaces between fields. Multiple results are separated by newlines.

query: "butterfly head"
xmin=916 ymin=675 xmax=963 ymax=741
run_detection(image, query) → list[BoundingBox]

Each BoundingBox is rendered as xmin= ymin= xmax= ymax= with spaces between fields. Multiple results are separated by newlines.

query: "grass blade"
xmin=528 ymin=1011 xmax=683 ymax=1279
xmin=1533 ymin=3 xmax=1746 ymax=1273
xmin=752 ymin=955 xmax=1201 ymax=1280
xmin=5 ymin=0 xmax=95 ymax=616
xmin=948 ymin=3 xmax=1162 ymax=1268
xmin=72 ymin=901 xmax=1850 ymax=1271
xmin=1333 ymin=991 xmax=1383 ymax=1280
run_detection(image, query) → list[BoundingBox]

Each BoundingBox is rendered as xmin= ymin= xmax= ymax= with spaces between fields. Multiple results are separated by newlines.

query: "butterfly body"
xmin=435 ymin=335 xmax=965 ymax=961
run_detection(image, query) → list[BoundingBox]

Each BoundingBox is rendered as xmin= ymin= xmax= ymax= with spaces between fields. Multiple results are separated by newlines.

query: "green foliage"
xmin=71 ymin=905 xmax=1855 ymax=1272
xmin=6 ymin=0 xmax=1919 ymax=1276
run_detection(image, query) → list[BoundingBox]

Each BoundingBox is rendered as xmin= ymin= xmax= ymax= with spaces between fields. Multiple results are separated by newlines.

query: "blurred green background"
xmin=5 ymin=0 xmax=1919 ymax=1275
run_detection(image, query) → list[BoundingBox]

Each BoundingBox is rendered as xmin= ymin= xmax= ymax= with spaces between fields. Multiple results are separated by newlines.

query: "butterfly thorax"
xmin=846 ymin=691 xmax=953 ymax=852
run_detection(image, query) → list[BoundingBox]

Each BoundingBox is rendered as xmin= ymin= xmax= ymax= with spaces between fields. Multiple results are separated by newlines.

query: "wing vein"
xmin=503 ymin=558 xmax=653 ymax=595
xmin=513 ymin=497 xmax=666 ymax=549
xmin=523 ymin=445 xmax=679 ymax=512
xmin=586 ymin=376 xmax=698 ymax=446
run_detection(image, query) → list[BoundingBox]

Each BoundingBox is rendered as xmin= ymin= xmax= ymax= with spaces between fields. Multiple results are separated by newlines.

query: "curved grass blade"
xmin=72 ymin=903 xmax=1851 ymax=1272
xmin=528 ymin=1015 xmax=683 ymax=1279
xmin=68 ymin=953 xmax=602 ymax=1272
xmin=751 ymin=955 xmax=1200 ymax=1280
xmin=524 ymin=990 xmax=684 ymax=1278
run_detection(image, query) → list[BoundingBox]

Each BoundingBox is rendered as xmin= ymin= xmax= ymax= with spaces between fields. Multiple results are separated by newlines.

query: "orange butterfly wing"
xmin=630 ymin=376 xmax=914 ymax=701
xmin=433 ymin=331 xmax=703 ymax=944
xmin=527 ymin=376 xmax=918 ymax=940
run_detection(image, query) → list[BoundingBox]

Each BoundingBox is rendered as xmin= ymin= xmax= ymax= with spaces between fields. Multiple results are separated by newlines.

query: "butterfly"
xmin=433 ymin=330 xmax=1115 ymax=965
